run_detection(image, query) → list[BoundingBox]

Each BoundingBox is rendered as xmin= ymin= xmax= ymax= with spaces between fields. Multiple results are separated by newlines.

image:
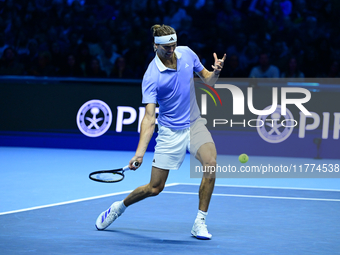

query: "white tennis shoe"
xmin=191 ymin=220 xmax=212 ymax=240
xmin=95 ymin=202 xmax=123 ymax=230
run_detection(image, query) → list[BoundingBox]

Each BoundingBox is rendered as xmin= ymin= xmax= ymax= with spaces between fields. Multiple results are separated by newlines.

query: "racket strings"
xmin=92 ymin=172 xmax=123 ymax=182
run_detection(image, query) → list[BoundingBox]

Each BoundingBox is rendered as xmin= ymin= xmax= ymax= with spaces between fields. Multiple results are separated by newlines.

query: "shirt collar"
xmin=155 ymin=48 xmax=182 ymax=72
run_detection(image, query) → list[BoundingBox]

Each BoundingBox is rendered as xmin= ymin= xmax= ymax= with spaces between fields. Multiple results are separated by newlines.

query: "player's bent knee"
xmin=203 ymin=158 xmax=216 ymax=167
xmin=150 ymin=186 xmax=163 ymax=196
xmin=146 ymin=183 xmax=165 ymax=196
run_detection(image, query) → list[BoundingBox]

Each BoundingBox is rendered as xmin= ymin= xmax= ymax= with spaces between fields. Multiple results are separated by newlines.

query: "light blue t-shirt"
xmin=142 ymin=46 xmax=204 ymax=130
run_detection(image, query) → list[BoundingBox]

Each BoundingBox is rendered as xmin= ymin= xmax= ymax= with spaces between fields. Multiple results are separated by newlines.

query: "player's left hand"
xmin=212 ymin=53 xmax=226 ymax=75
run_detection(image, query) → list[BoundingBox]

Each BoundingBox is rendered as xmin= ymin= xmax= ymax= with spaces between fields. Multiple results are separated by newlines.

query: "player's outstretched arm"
xmin=197 ymin=53 xmax=226 ymax=86
xmin=129 ymin=103 xmax=156 ymax=169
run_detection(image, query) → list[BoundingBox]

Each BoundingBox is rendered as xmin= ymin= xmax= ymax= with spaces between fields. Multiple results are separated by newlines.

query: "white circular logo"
xmin=256 ymin=105 xmax=295 ymax=143
xmin=76 ymin=100 xmax=112 ymax=137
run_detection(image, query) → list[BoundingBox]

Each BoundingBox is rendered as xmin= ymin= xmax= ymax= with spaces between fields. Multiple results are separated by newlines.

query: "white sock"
xmin=115 ymin=200 xmax=126 ymax=215
xmin=196 ymin=210 xmax=208 ymax=222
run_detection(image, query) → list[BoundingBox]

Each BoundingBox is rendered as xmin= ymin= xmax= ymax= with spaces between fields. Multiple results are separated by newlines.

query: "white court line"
xmin=162 ymin=191 xmax=340 ymax=202
xmin=178 ymin=182 xmax=340 ymax=192
xmin=0 ymin=190 xmax=132 ymax=216
xmin=0 ymin=183 xmax=180 ymax=216
xmin=1 ymin=182 xmax=339 ymax=216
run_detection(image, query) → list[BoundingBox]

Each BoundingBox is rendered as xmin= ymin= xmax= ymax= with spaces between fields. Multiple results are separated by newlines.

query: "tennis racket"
xmin=89 ymin=161 xmax=140 ymax=183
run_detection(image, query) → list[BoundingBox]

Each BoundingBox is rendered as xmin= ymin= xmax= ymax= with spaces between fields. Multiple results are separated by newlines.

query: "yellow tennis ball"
xmin=239 ymin=154 xmax=249 ymax=163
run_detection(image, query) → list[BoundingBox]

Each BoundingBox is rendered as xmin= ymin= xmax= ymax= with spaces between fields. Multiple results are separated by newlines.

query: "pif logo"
xmin=256 ymin=105 xmax=295 ymax=143
xmin=76 ymin=99 xmax=112 ymax=137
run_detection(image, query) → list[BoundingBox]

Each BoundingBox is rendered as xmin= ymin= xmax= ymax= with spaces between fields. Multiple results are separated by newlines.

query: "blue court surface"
xmin=0 ymin=147 xmax=339 ymax=255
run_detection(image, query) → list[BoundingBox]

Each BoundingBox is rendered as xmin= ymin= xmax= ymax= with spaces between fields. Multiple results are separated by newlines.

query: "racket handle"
xmin=122 ymin=161 xmax=140 ymax=171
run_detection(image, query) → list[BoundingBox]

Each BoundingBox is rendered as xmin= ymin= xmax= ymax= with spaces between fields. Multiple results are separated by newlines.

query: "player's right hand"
xmin=129 ymin=157 xmax=142 ymax=170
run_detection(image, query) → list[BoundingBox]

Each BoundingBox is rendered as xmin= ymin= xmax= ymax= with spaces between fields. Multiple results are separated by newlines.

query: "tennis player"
xmin=96 ymin=24 xmax=226 ymax=240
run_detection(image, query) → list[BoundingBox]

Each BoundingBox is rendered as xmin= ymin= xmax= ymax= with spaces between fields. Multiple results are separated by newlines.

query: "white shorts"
xmin=152 ymin=118 xmax=214 ymax=170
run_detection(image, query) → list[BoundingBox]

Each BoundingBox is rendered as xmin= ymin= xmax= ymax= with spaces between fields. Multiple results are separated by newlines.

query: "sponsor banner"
xmin=0 ymin=78 xmax=158 ymax=151
xmin=1 ymin=77 xmax=339 ymax=158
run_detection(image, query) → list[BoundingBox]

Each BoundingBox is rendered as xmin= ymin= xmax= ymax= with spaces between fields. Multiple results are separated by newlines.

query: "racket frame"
xmin=89 ymin=162 xmax=139 ymax=183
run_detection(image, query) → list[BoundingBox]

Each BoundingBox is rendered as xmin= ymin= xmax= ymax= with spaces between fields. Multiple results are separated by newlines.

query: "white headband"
xmin=154 ymin=34 xmax=177 ymax=45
